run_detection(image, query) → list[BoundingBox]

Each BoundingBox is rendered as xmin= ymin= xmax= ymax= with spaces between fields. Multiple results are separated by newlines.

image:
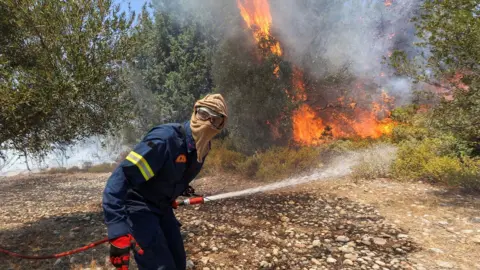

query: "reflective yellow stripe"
xmin=125 ymin=155 xmax=148 ymax=180
xmin=126 ymin=151 xmax=154 ymax=181
xmin=126 ymin=152 xmax=151 ymax=180
xmin=129 ymin=151 xmax=154 ymax=178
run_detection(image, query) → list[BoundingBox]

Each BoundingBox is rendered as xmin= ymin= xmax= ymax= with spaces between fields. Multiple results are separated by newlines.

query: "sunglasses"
xmin=195 ymin=107 xmax=224 ymax=129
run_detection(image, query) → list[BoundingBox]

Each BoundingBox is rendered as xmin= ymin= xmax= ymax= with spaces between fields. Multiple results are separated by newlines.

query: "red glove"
xmin=109 ymin=234 xmax=144 ymax=270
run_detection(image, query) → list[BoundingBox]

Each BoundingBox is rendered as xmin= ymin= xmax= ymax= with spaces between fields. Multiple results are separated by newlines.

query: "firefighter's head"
xmin=190 ymin=94 xmax=228 ymax=162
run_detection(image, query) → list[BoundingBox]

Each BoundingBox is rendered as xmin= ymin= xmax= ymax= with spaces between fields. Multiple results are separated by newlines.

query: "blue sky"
xmin=115 ymin=0 xmax=150 ymax=15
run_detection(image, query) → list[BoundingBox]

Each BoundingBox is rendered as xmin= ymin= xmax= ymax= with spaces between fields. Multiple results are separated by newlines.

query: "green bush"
xmin=202 ymin=139 xmax=247 ymax=175
xmin=390 ymin=105 xmax=419 ymax=124
xmin=323 ymin=139 xmax=373 ymax=154
xmin=253 ymin=146 xmax=322 ymax=181
xmin=391 ymin=124 xmax=429 ymax=143
xmin=392 ymin=138 xmax=480 ymax=191
xmin=203 ymin=139 xmax=324 ymax=180
xmin=458 ymin=158 xmax=480 ymax=192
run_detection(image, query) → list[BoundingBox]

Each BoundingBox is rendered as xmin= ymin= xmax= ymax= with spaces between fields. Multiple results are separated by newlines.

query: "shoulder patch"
xmin=147 ymin=141 xmax=157 ymax=148
xmin=175 ymin=154 xmax=187 ymax=163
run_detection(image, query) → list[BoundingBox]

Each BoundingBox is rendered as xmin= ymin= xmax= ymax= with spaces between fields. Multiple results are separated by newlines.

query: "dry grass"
xmin=40 ymin=162 xmax=116 ymax=174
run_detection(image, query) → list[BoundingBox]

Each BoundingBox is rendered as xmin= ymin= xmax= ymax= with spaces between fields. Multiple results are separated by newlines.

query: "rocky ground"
xmin=0 ymin=173 xmax=479 ymax=270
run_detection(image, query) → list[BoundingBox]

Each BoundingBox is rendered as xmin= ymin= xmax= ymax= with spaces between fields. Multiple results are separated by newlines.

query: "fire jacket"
xmin=102 ymin=121 xmax=205 ymax=239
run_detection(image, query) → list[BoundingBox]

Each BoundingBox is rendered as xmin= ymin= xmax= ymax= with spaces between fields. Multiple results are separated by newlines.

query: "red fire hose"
xmin=0 ymin=237 xmax=109 ymax=259
xmin=0 ymin=197 xmax=207 ymax=260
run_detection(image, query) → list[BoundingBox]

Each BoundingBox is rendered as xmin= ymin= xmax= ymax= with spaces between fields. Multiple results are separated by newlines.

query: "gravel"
xmin=1 ymin=174 xmax=420 ymax=269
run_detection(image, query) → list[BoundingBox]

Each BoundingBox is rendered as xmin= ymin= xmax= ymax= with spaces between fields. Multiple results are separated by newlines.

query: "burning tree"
xmin=215 ymin=0 xmax=405 ymax=152
xmin=213 ymin=16 xmax=294 ymax=154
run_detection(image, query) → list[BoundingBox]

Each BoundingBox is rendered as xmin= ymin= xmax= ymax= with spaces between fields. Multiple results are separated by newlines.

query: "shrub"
xmin=254 ymin=146 xmax=322 ymax=181
xmin=237 ymin=155 xmax=260 ymax=178
xmin=203 ymin=138 xmax=379 ymax=181
xmin=40 ymin=163 xmax=116 ymax=174
xmin=41 ymin=167 xmax=68 ymax=174
xmin=324 ymin=139 xmax=375 ymax=154
xmin=390 ymin=105 xmax=418 ymax=123
xmin=82 ymin=161 xmax=93 ymax=170
xmin=351 ymin=144 xmax=397 ymax=180
xmin=202 ymin=139 xmax=247 ymax=175
xmin=458 ymin=158 xmax=480 ymax=192
xmin=66 ymin=166 xmax=82 ymax=173
xmin=87 ymin=163 xmax=116 ymax=173
xmin=391 ymin=124 xmax=429 ymax=143
xmin=392 ymin=137 xmax=480 ymax=192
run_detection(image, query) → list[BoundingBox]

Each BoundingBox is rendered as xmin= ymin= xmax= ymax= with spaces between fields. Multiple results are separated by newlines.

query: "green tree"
xmin=123 ymin=1 xmax=223 ymax=143
xmin=213 ymin=25 xmax=295 ymax=154
xmin=0 ymin=0 xmax=135 ymax=157
xmin=389 ymin=0 xmax=480 ymax=154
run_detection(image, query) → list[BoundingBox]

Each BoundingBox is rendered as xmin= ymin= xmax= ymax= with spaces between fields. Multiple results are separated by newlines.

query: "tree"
xmin=389 ymin=0 xmax=480 ymax=154
xmin=122 ymin=1 xmax=224 ymax=143
xmin=212 ymin=25 xmax=295 ymax=154
xmin=0 ymin=0 xmax=135 ymax=157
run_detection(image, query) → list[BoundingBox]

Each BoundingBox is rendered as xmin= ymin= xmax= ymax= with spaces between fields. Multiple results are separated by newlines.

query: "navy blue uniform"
xmin=102 ymin=121 xmax=204 ymax=269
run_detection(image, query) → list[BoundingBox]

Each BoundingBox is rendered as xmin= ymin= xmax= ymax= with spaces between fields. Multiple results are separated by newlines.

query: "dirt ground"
xmin=293 ymin=178 xmax=480 ymax=270
xmin=0 ymin=173 xmax=479 ymax=269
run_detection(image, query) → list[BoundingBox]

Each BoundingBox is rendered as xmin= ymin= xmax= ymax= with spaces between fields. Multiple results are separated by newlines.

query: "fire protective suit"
xmin=102 ymin=94 xmax=228 ymax=270
xmin=102 ymin=122 xmax=202 ymax=269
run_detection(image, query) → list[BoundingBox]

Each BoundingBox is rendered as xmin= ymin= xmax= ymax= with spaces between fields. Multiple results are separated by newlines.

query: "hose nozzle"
xmin=172 ymin=197 xmax=205 ymax=208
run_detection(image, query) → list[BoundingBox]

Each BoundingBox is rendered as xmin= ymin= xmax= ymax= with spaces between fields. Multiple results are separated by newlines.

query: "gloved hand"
xmin=109 ymin=234 xmax=143 ymax=270
xmin=181 ymin=185 xmax=196 ymax=197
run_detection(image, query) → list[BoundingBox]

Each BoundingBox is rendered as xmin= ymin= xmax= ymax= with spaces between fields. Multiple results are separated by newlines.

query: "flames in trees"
xmin=237 ymin=0 xmax=396 ymax=145
xmin=237 ymin=0 xmax=282 ymax=56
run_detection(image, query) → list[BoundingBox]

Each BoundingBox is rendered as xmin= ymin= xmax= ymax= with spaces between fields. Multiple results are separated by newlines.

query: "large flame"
xmin=237 ymin=0 xmax=396 ymax=146
xmin=293 ymin=82 xmax=396 ymax=145
xmin=237 ymin=0 xmax=282 ymax=56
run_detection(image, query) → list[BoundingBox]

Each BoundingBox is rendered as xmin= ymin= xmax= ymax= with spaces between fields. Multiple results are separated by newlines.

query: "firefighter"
xmin=102 ymin=94 xmax=228 ymax=270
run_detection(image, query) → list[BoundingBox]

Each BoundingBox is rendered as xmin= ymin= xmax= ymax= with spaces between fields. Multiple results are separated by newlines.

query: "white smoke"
xmin=268 ymin=0 xmax=420 ymax=102
xmin=0 ymin=135 xmax=127 ymax=176
xmin=180 ymin=0 xmax=422 ymax=103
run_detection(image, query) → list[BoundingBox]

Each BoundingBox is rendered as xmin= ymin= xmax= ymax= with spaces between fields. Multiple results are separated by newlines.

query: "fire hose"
xmin=0 ymin=197 xmax=207 ymax=260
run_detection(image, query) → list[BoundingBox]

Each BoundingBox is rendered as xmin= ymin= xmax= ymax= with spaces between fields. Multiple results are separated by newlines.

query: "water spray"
xmin=171 ymin=148 xmax=378 ymax=208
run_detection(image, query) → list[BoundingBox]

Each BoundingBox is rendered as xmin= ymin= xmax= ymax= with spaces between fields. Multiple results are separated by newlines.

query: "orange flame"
xmin=237 ymin=0 xmax=282 ymax=56
xmin=292 ymin=67 xmax=307 ymax=101
xmin=237 ymin=0 xmax=396 ymax=146
xmin=450 ymin=71 xmax=469 ymax=91
xmin=292 ymin=83 xmax=397 ymax=145
xmin=293 ymin=104 xmax=326 ymax=144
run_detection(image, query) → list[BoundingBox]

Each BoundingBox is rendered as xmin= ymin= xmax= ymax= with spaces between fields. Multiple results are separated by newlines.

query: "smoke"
xmin=268 ymin=0 xmax=422 ymax=102
xmin=270 ymin=1 xmax=418 ymax=72
xmin=174 ymin=0 xmax=422 ymax=103
xmin=0 ymin=135 xmax=127 ymax=176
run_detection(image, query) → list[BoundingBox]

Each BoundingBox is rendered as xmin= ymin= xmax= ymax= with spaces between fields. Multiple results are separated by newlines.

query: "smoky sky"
xmin=270 ymin=0 xmax=420 ymax=76
xmin=268 ymin=0 xmax=422 ymax=104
